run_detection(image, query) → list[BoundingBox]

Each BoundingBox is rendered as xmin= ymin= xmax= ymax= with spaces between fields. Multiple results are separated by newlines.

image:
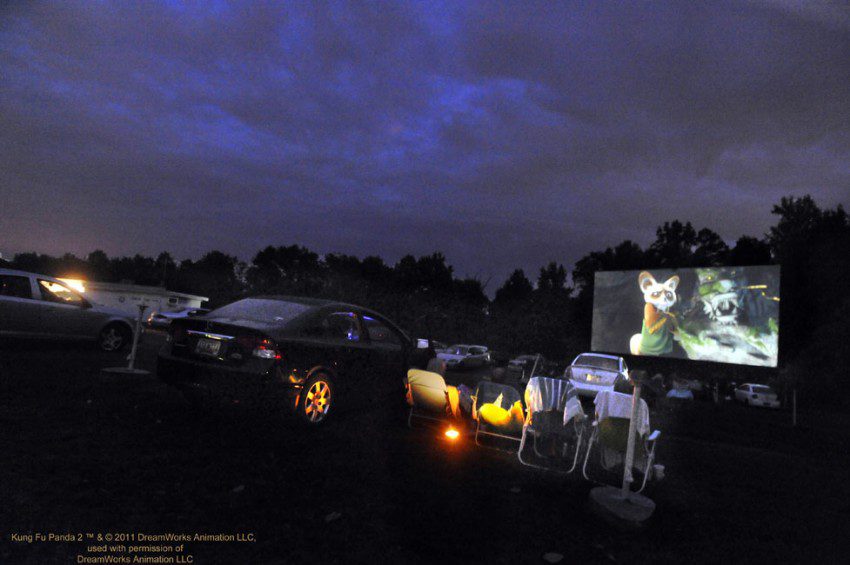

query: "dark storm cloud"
xmin=1 ymin=0 xmax=848 ymax=288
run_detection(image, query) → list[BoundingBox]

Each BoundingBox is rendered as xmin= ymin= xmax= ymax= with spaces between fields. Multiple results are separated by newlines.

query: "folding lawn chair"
xmin=582 ymin=390 xmax=661 ymax=493
xmin=404 ymin=369 xmax=460 ymax=428
xmin=471 ymin=380 xmax=524 ymax=450
xmin=518 ymin=376 xmax=586 ymax=473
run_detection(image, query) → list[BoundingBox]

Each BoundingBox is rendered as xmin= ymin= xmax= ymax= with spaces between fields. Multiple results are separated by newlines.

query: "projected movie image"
xmin=591 ymin=266 xmax=780 ymax=367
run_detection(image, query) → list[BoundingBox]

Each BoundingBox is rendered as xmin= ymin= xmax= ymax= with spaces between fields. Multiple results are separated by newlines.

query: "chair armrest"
xmin=647 ymin=430 xmax=660 ymax=442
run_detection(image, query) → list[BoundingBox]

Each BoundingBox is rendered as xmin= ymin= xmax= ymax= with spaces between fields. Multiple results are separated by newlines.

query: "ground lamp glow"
xmin=445 ymin=428 xmax=460 ymax=440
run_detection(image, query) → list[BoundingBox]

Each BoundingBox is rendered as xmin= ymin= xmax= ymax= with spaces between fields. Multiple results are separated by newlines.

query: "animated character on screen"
xmin=630 ymin=271 xmax=681 ymax=356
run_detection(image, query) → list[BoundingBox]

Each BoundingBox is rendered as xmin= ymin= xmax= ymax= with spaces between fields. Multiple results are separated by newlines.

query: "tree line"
xmin=6 ymin=195 xmax=849 ymax=406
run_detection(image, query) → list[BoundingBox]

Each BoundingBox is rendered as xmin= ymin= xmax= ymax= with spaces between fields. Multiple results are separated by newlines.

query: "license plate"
xmin=195 ymin=337 xmax=221 ymax=356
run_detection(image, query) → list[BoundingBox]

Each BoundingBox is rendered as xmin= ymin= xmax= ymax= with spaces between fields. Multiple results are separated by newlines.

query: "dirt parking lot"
xmin=2 ymin=332 xmax=849 ymax=564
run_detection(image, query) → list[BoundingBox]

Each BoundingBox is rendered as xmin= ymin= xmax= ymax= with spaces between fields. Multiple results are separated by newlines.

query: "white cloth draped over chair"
xmin=524 ymin=376 xmax=574 ymax=415
xmin=582 ymin=390 xmax=660 ymax=493
xmin=593 ymin=390 xmax=650 ymax=436
xmin=518 ymin=377 xmax=586 ymax=473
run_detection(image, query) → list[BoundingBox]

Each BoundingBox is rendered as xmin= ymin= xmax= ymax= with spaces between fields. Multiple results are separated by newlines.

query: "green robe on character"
xmin=640 ymin=313 xmax=674 ymax=356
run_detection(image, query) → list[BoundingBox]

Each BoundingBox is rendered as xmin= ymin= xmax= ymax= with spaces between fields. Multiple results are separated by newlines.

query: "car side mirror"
xmin=416 ymin=338 xmax=430 ymax=349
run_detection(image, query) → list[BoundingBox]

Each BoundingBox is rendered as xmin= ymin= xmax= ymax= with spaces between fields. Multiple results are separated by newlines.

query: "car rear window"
xmin=751 ymin=385 xmax=773 ymax=394
xmin=574 ymin=355 xmax=619 ymax=372
xmin=207 ymin=299 xmax=311 ymax=324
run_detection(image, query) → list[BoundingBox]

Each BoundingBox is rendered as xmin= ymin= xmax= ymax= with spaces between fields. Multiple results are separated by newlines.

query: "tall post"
xmin=126 ymin=304 xmax=146 ymax=370
xmin=621 ymin=381 xmax=642 ymax=499
xmin=528 ymin=353 xmax=540 ymax=383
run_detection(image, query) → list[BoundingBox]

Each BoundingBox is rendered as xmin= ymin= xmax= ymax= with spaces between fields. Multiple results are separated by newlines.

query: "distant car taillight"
xmin=236 ymin=334 xmax=282 ymax=360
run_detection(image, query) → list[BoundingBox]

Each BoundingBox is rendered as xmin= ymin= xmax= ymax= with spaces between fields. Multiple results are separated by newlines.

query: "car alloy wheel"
xmin=303 ymin=377 xmax=333 ymax=424
xmin=99 ymin=326 xmax=127 ymax=351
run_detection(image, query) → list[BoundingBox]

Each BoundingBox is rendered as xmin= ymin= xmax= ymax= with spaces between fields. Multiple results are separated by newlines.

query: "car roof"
xmin=249 ymin=294 xmax=378 ymax=314
xmin=0 ymin=268 xmax=39 ymax=277
xmin=576 ymin=352 xmax=621 ymax=360
xmin=0 ymin=268 xmax=62 ymax=282
xmin=238 ymin=295 xmax=409 ymax=337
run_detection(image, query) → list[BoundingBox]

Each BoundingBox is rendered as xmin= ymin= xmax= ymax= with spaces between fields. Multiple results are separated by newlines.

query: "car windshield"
xmin=751 ymin=385 xmax=774 ymax=394
xmin=574 ymin=355 xmax=619 ymax=372
xmin=448 ymin=345 xmax=469 ymax=355
xmin=207 ymin=299 xmax=311 ymax=325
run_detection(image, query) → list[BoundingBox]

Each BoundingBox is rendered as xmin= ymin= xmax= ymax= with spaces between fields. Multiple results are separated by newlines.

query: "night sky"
xmin=2 ymin=1 xmax=849 ymax=286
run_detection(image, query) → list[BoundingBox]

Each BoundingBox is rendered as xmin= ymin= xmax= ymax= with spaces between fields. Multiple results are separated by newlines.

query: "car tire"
xmin=98 ymin=323 xmax=131 ymax=352
xmin=298 ymin=373 xmax=335 ymax=426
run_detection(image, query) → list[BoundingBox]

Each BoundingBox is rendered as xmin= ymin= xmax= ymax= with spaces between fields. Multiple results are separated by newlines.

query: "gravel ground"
xmin=1 ymin=332 xmax=848 ymax=564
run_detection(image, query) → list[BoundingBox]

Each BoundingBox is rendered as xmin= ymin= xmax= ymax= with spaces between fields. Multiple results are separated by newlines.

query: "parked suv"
xmin=0 ymin=268 xmax=135 ymax=351
xmin=156 ymin=295 xmax=432 ymax=424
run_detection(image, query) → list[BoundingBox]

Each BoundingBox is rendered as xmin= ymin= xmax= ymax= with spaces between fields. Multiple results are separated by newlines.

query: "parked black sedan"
xmin=157 ymin=296 xmax=432 ymax=424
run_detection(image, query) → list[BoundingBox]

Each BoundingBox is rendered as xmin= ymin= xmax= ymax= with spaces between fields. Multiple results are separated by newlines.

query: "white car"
xmin=147 ymin=306 xmax=210 ymax=329
xmin=436 ymin=344 xmax=491 ymax=370
xmin=734 ymin=383 xmax=780 ymax=409
xmin=0 ymin=268 xmax=135 ymax=351
xmin=565 ymin=353 xmax=629 ymax=398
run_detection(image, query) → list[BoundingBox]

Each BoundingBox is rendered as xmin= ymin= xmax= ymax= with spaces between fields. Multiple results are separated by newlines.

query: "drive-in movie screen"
xmin=3 ymin=1 xmax=850 ymax=564
xmin=591 ymin=266 xmax=780 ymax=367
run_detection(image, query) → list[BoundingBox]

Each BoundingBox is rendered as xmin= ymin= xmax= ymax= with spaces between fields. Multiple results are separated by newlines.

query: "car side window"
xmin=323 ymin=311 xmax=361 ymax=342
xmin=362 ymin=315 xmax=401 ymax=346
xmin=38 ymin=280 xmax=84 ymax=306
xmin=0 ymin=275 xmax=33 ymax=299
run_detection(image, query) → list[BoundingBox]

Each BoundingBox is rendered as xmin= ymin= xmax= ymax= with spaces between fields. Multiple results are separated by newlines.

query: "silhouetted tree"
xmin=727 ymin=236 xmax=772 ymax=266
xmin=692 ymin=228 xmax=729 ymax=266
xmin=493 ymin=269 xmax=533 ymax=307
xmin=648 ymin=220 xmax=698 ymax=267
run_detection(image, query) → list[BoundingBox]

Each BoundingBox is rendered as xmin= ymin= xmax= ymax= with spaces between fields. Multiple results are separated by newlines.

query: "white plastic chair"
xmin=582 ymin=390 xmax=661 ymax=493
xmin=518 ymin=377 xmax=586 ymax=473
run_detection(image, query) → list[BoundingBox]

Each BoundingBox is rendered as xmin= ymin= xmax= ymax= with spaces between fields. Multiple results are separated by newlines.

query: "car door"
xmin=0 ymin=274 xmax=41 ymax=335
xmin=34 ymin=279 xmax=100 ymax=338
xmin=361 ymin=313 xmax=407 ymax=397
xmin=314 ymin=309 xmax=372 ymax=405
